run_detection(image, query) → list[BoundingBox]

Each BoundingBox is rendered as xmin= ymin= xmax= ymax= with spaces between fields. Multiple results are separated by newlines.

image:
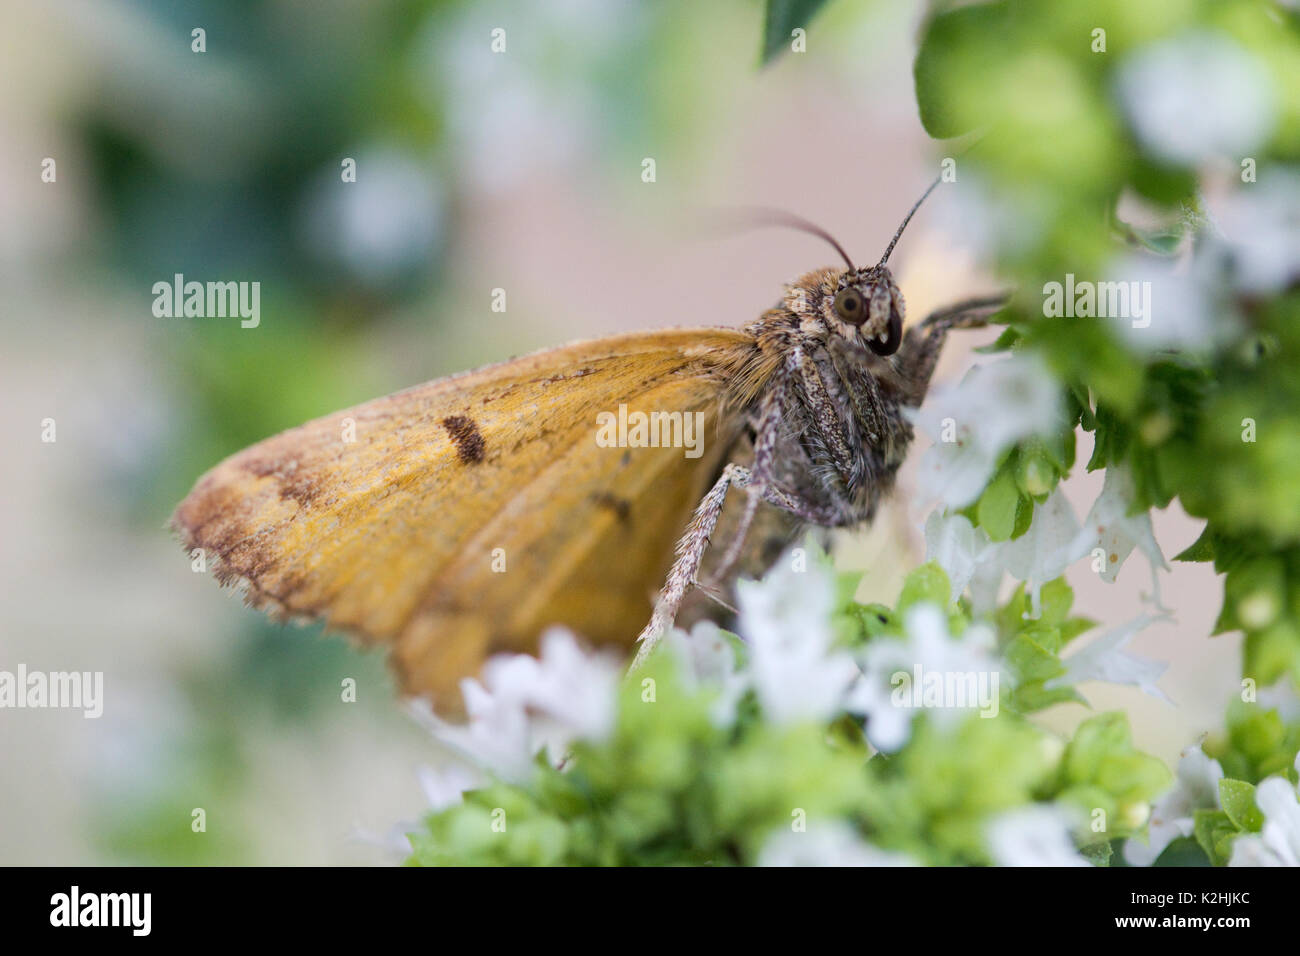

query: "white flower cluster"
xmin=918 ymin=396 xmax=1171 ymax=704
xmin=911 ymin=355 xmax=1166 ymax=618
xmin=909 ymin=354 xmax=1064 ymax=512
xmin=1123 ymin=744 xmax=1224 ymax=867
xmin=845 ymin=604 xmax=1003 ymax=753
xmin=1229 ymin=763 xmax=1300 ymax=867
xmin=408 ymin=628 xmax=621 ymax=794
xmin=1124 ymin=741 xmax=1300 ymax=868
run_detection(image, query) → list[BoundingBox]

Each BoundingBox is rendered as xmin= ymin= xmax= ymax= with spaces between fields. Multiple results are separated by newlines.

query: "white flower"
xmin=1257 ymin=680 xmax=1300 ymax=722
xmin=353 ymin=762 xmax=484 ymax=860
xmin=910 ymin=356 xmax=1063 ymax=510
xmin=422 ymin=2 xmax=636 ymax=192
xmin=1229 ymin=753 xmax=1300 ymax=867
xmin=348 ymin=823 xmax=424 ymax=859
xmin=1124 ymin=745 xmax=1223 ymax=867
xmin=496 ymin=628 xmax=620 ymax=744
xmin=1054 ymin=613 xmax=1171 ymax=704
xmin=758 ymin=823 xmax=917 ymax=867
xmin=665 ymin=620 xmax=747 ymax=727
xmin=299 ymin=147 xmax=444 ymax=286
xmin=846 ymin=604 xmax=1004 ymax=753
xmin=1106 ymin=253 xmax=1226 ymax=354
xmin=987 ymin=805 xmax=1092 ymax=867
xmin=1117 ymin=31 xmax=1276 ymax=166
xmin=736 ymin=559 xmax=861 ymax=726
xmin=996 ymin=488 xmax=1091 ymax=617
xmin=408 ymin=628 xmax=620 ymax=782
xmin=967 ymin=555 xmax=1007 ymax=618
xmin=1211 ymin=169 xmax=1300 ymax=295
xmin=1074 ymin=465 xmax=1168 ymax=594
xmin=924 ymin=510 xmax=995 ymax=601
xmin=416 ymin=762 xmax=482 ymax=812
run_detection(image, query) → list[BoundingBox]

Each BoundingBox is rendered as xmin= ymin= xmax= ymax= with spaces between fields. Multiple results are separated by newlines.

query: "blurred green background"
xmin=1 ymin=0 xmax=1238 ymax=864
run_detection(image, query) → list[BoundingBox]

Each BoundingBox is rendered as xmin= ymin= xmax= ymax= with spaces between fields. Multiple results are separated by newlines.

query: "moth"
xmin=172 ymin=180 xmax=1004 ymax=713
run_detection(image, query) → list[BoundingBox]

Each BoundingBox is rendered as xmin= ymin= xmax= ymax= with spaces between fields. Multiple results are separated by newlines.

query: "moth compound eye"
xmin=833 ymin=289 xmax=865 ymax=325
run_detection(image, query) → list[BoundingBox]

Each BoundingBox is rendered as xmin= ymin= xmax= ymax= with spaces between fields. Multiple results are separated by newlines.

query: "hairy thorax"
xmin=741 ymin=269 xmax=919 ymax=529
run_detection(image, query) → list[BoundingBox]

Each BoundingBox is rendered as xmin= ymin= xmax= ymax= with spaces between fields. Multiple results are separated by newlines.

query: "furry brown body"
xmin=634 ymin=267 xmax=1003 ymax=665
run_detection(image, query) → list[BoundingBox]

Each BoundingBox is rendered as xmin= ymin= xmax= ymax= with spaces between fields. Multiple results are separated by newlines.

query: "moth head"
xmin=830 ymin=266 xmax=904 ymax=356
xmin=761 ymin=177 xmax=940 ymax=358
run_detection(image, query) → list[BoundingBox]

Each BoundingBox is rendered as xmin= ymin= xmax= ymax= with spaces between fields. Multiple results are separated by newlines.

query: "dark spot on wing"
xmin=240 ymin=454 xmax=323 ymax=507
xmin=591 ymin=491 xmax=631 ymax=523
xmin=442 ymin=415 xmax=486 ymax=464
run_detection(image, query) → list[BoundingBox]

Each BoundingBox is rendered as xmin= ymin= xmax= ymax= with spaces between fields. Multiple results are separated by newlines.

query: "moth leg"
xmin=693 ymin=580 xmax=738 ymax=615
xmin=704 ymin=390 xmax=784 ymax=590
xmin=703 ymin=490 xmax=761 ymax=592
xmin=794 ymin=347 xmax=857 ymax=490
xmin=758 ymin=483 xmax=839 ymax=525
xmin=896 ymin=295 xmax=1009 ymax=404
xmin=631 ymin=462 xmax=752 ymax=670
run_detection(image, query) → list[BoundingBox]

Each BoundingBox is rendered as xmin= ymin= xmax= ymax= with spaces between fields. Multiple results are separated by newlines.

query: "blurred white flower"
xmin=665 ymin=620 xmax=747 ymax=727
xmin=298 ymin=146 xmax=444 ymax=287
xmin=1124 ymin=744 xmax=1223 ymax=867
xmin=501 ymin=628 xmax=620 ymax=743
xmin=987 ymin=805 xmax=1091 ymax=867
xmin=1257 ymin=680 xmax=1300 ymax=722
xmin=352 ymin=761 xmax=485 ymax=861
xmin=1117 ymin=31 xmax=1276 ymax=166
xmin=736 ymin=559 xmax=859 ymax=726
xmin=963 ymin=546 xmax=1012 ymax=619
xmin=1211 ymin=169 xmax=1300 ymax=294
xmin=996 ymin=488 xmax=1090 ymax=617
xmin=417 ymin=1 xmax=638 ymax=192
xmin=416 ymin=762 xmax=482 ymax=812
xmin=1106 ymin=253 xmax=1226 ymax=354
xmin=758 ymin=823 xmax=917 ymax=867
xmin=407 ymin=628 xmax=620 ymax=782
xmin=924 ymin=510 xmax=995 ymax=601
xmin=1229 ymin=752 xmax=1300 ymax=867
xmin=1054 ymin=613 xmax=1171 ymax=705
xmin=348 ymin=822 xmax=423 ymax=860
xmin=846 ymin=604 xmax=1003 ymax=753
xmin=910 ymin=356 xmax=1063 ymax=509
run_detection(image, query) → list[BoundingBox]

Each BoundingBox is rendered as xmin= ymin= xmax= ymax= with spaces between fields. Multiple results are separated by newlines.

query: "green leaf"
xmin=1080 ymin=840 xmax=1112 ymax=866
xmin=974 ymin=326 xmax=1022 ymax=354
xmin=760 ymin=0 xmax=830 ymax=65
xmin=1152 ymin=836 xmax=1211 ymax=867
xmin=898 ymin=562 xmax=952 ymax=611
xmin=1005 ymin=629 xmax=1066 ymax=684
xmin=978 ymin=468 xmax=1021 ymax=541
xmin=1218 ymin=779 xmax=1265 ymax=833
xmin=1192 ymin=809 xmax=1238 ymax=866
xmin=1174 ymin=525 xmax=1215 ymax=563
xmin=1015 ymin=445 xmax=1058 ymax=497
xmin=1038 ymin=578 xmax=1075 ymax=628
xmin=913 ymin=2 xmax=1009 ymax=138
xmin=1010 ymin=682 xmax=1084 ymax=713
xmin=1059 ymin=616 xmax=1098 ymax=646
xmin=1242 ymin=624 xmax=1300 ymax=690
xmin=1011 ymin=494 xmax=1035 ymax=539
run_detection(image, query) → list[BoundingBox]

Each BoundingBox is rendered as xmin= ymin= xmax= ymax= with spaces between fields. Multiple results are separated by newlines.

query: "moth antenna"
xmin=877 ymin=175 xmax=942 ymax=267
xmin=705 ymin=207 xmax=855 ymax=271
